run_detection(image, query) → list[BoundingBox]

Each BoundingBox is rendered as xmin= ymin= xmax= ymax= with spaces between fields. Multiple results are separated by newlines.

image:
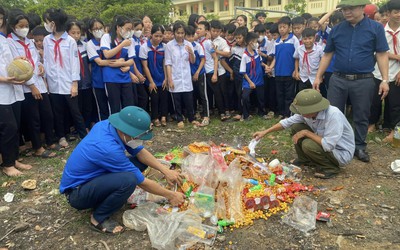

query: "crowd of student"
xmin=0 ymin=1 xmax=399 ymax=176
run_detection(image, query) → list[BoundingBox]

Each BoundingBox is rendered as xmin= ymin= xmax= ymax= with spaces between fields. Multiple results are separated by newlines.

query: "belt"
xmin=334 ymin=72 xmax=374 ymax=81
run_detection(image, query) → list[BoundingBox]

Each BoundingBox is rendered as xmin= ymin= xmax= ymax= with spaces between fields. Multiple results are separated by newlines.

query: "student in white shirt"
xmin=210 ymin=20 xmax=231 ymax=120
xmin=8 ymin=10 xmax=59 ymax=159
xmin=293 ymin=28 xmax=323 ymax=92
xmin=0 ymin=7 xmax=32 ymax=176
xmin=100 ymin=15 xmax=136 ymax=114
xmin=43 ymin=8 xmax=87 ymax=148
xmin=165 ymin=22 xmax=201 ymax=128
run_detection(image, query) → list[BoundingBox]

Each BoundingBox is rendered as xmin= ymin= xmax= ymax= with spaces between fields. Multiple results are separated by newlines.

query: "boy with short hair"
xmin=210 ymin=20 xmax=231 ymax=120
xmin=222 ymin=23 xmax=237 ymax=113
xmin=185 ymin=26 xmax=209 ymax=126
xmin=196 ymin=21 xmax=219 ymax=121
xmin=240 ymin=32 xmax=267 ymax=121
xmin=32 ymin=26 xmax=49 ymax=63
xmin=293 ymin=28 xmax=323 ymax=91
xmin=269 ymin=16 xmax=300 ymax=118
xmin=255 ymin=12 xmax=267 ymax=24
xmin=230 ymin=26 xmax=248 ymax=120
xmin=264 ymin=22 xmax=278 ymax=117
xmin=291 ymin=16 xmax=306 ymax=44
xmin=369 ymin=0 xmax=400 ymax=142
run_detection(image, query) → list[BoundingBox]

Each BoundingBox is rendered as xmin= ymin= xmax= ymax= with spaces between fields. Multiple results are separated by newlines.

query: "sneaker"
xmin=225 ymin=111 xmax=231 ymax=119
xmin=265 ymin=111 xmax=275 ymax=119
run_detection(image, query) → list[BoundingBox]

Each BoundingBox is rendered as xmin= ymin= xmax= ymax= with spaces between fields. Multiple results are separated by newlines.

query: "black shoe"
xmin=354 ymin=149 xmax=370 ymax=162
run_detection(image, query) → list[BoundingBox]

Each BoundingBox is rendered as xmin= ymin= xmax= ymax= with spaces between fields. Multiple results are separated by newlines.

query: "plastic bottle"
xmin=217 ymin=219 xmax=235 ymax=227
xmin=243 ymin=178 xmax=259 ymax=185
xmin=249 ymin=184 xmax=263 ymax=192
xmin=393 ymin=122 xmax=400 ymax=148
xmin=269 ymin=174 xmax=276 ymax=186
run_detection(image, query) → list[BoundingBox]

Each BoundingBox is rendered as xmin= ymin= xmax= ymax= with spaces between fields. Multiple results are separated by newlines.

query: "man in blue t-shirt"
xmin=314 ymin=0 xmax=389 ymax=163
xmin=59 ymin=106 xmax=184 ymax=234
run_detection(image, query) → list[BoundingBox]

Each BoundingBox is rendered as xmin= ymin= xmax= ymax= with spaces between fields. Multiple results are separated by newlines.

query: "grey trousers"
xmin=327 ymin=74 xmax=375 ymax=150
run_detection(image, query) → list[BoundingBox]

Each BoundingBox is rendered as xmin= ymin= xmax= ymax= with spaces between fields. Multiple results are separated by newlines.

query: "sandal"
xmin=48 ymin=144 xmax=63 ymax=151
xmin=314 ymin=172 xmax=338 ymax=179
xmin=90 ymin=218 xmax=125 ymax=234
xmin=34 ymin=150 xmax=57 ymax=158
xmin=191 ymin=121 xmax=202 ymax=127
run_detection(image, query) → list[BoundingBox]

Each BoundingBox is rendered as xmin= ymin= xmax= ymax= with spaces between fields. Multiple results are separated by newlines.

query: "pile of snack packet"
xmin=129 ymin=140 xmax=313 ymax=233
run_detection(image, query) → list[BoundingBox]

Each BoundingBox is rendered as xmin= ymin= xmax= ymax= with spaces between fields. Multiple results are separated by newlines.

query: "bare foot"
xmin=368 ymin=124 xmax=376 ymax=133
xmin=15 ymin=161 xmax=32 ymax=170
xmin=383 ymin=131 xmax=394 ymax=143
xmin=2 ymin=166 xmax=23 ymax=176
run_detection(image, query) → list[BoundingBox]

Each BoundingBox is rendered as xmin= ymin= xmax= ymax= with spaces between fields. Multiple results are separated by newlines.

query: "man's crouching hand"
xmin=163 ymin=169 xmax=183 ymax=186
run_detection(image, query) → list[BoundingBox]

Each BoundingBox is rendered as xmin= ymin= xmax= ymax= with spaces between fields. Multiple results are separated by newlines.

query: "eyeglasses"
xmin=133 ymin=128 xmax=153 ymax=139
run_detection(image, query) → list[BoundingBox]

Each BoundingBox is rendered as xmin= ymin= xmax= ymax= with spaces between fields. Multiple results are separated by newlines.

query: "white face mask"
xmin=93 ymin=29 xmax=104 ymax=39
xmin=124 ymin=135 xmax=143 ymax=149
xmin=133 ymin=30 xmax=142 ymax=38
xmin=252 ymin=42 xmax=259 ymax=50
xmin=44 ymin=22 xmax=54 ymax=33
xmin=15 ymin=28 xmax=29 ymax=38
xmin=257 ymin=36 xmax=264 ymax=42
xmin=120 ymin=28 xmax=131 ymax=39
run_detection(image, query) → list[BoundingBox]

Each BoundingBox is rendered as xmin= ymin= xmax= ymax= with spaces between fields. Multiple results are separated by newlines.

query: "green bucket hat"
xmin=337 ymin=0 xmax=370 ymax=8
xmin=109 ymin=106 xmax=153 ymax=140
xmin=289 ymin=89 xmax=330 ymax=115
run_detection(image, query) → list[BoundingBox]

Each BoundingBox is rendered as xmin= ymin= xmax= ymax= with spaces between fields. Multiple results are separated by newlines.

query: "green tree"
xmin=284 ymin=0 xmax=307 ymax=16
xmin=1 ymin=0 xmax=172 ymax=25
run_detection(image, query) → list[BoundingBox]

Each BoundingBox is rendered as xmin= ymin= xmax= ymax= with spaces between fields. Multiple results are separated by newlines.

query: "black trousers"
xmin=0 ymin=104 xmax=19 ymax=167
xmin=276 ymin=77 xmax=295 ymax=117
xmin=93 ymin=88 xmax=110 ymax=121
xmin=233 ymin=70 xmax=244 ymax=114
xmin=136 ymin=83 xmax=149 ymax=111
xmin=298 ymin=80 xmax=313 ymax=92
xmin=242 ymin=85 xmax=266 ymax=119
xmin=369 ymin=78 xmax=390 ymax=128
xmin=22 ymin=93 xmax=55 ymax=149
xmin=385 ymin=81 xmax=400 ymax=128
xmin=264 ymin=76 xmax=277 ymax=113
xmin=49 ymin=94 xmax=87 ymax=139
xmin=149 ymin=86 xmax=169 ymax=120
xmin=105 ymin=82 xmax=134 ymax=114
xmin=206 ymin=73 xmax=226 ymax=115
xmin=223 ymin=75 xmax=235 ymax=111
xmin=78 ymin=88 xmax=94 ymax=129
xmin=171 ymin=91 xmax=195 ymax=122
xmin=192 ymin=73 xmax=209 ymax=118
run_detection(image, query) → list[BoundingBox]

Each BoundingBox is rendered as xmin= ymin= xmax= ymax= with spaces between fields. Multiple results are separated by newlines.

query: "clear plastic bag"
xmin=192 ymin=185 xmax=215 ymax=218
xmin=181 ymin=153 xmax=217 ymax=188
xmin=282 ymin=196 xmax=317 ymax=233
xmin=215 ymin=158 xmax=245 ymax=221
xmin=123 ymin=202 xmax=207 ymax=249
xmin=127 ymin=187 xmax=147 ymax=205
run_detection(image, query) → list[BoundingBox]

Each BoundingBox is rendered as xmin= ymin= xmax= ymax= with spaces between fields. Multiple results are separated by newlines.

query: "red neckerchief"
xmin=52 ymin=38 xmax=63 ymax=67
xmin=77 ymin=49 xmax=85 ymax=77
xmin=226 ymin=39 xmax=235 ymax=48
xmin=114 ymin=39 xmax=122 ymax=59
xmin=16 ymin=39 xmax=35 ymax=69
xmin=149 ymin=43 xmax=164 ymax=65
xmin=244 ymin=49 xmax=256 ymax=77
xmin=387 ymin=29 xmax=400 ymax=55
xmin=302 ymin=48 xmax=314 ymax=75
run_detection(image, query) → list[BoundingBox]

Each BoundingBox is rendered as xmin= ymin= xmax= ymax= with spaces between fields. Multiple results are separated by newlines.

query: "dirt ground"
xmin=0 ymin=118 xmax=399 ymax=250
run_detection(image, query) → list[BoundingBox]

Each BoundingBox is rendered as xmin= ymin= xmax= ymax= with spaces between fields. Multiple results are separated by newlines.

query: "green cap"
xmin=289 ymin=89 xmax=330 ymax=115
xmin=109 ymin=106 xmax=153 ymax=140
xmin=337 ymin=0 xmax=370 ymax=8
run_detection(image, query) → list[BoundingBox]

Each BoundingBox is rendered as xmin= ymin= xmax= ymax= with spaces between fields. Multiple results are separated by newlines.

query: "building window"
xmin=257 ymin=0 xmax=262 ymax=7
